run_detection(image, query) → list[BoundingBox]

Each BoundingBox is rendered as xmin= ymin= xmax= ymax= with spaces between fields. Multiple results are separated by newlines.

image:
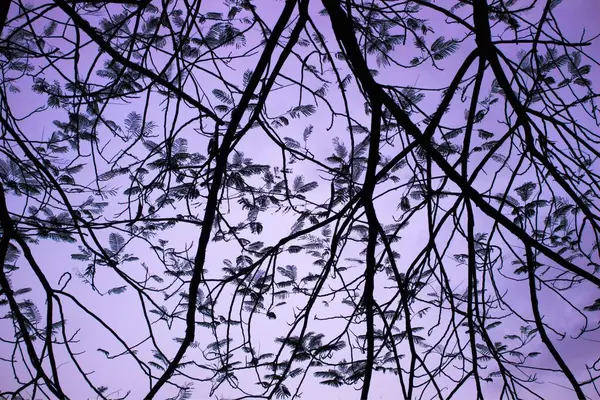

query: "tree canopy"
xmin=1 ymin=0 xmax=600 ymax=399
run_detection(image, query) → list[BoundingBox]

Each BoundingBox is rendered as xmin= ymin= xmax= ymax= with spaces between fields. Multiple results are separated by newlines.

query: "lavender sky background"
xmin=1 ymin=0 xmax=600 ymax=399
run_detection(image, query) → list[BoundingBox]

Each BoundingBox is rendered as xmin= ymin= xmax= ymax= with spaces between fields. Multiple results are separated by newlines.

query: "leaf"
xmin=287 ymin=245 xmax=303 ymax=253
xmin=108 ymin=286 xmax=127 ymax=295
xmin=66 ymin=164 xmax=85 ymax=174
xmin=292 ymin=175 xmax=304 ymax=192
xmin=44 ymin=21 xmax=58 ymax=36
xmin=431 ymin=37 xmax=460 ymax=60
xmin=297 ymin=181 xmax=318 ymax=193
xmin=442 ymin=128 xmax=463 ymax=140
xmin=303 ymin=125 xmax=313 ymax=142
xmin=584 ymin=299 xmax=600 ymax=312
xmin=277 ymin=265 xmax=297 ymax=281
xmin=574 ymin=77 xmax=591 ymax=86
xmin=215 ymin=105 xmax=229 ymax=114
xmin=250 ymin=222 xmax=263 ymax=234
xmin=289 ymin=104 xmax=316 ymax=118
xmin=143 ymin=140 xmax=160 ymax=152
xmin=13 ymin=288 xmax=32 ymax=296
xmin=568 ymin=51 xmax=581 ymax=74
xmin=549 ymin=0 xmax=563 ymax=9
xmin=109 ymin=232 xmax=125 ymax=253
xmin=486 ymin=321 xmax=502 ymax=330
xmin=283 ymin=137 xmax=301 ymax=149
xmin=274 ymin=385 xmax=291 ymax=399
xmin=578 ymin=65 xmax=591 ymax=75
xmin=515 ymin=182 xmax=537 ymax=202
xmin=57 ymin=174 xmax=74 ymax=185
xmin=124 ymin=111 xmax=142 ymax=134
xmin=478 ymin=129 xmax=495 ymax=139
xmin=340 ymin=74 xmax=353 ymax=89
xmin=212 ymin=89 xmax=233 ymax=104
xmin=71 ymin=253 xmax=91 ymax=261
xmin=399 ymin=196 xmax=410 ymax=211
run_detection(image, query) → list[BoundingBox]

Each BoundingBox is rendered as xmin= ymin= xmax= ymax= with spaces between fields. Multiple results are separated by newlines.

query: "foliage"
xmin=0 ymin=0 xmax=599 ymax=399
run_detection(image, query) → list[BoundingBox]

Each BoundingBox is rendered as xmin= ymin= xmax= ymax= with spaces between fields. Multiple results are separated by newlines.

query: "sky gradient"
xmin=1 ymin=0 xmax=600 ymax=399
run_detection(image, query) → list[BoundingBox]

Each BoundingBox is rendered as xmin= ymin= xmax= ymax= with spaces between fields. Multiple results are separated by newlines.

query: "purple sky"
xmin=1 ymin=0 xmax=600 ymax=399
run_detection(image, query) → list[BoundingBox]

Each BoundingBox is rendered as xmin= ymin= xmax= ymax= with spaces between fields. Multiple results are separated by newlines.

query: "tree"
xmin=1 ymin=0 xmax=599 ymax=398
